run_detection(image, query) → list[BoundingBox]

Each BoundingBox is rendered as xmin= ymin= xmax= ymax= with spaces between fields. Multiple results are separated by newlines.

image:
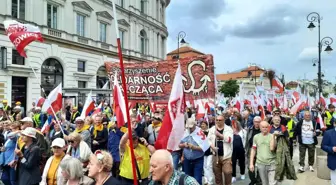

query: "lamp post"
xmin=307 ymin=12 xmax=333 ymax=99
xmin=177 ymin=31 xmax=186 ymax=59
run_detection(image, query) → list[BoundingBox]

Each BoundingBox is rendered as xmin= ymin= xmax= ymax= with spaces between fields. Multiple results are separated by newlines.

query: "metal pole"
xmin=318 ymin=17 xmax=322 ymax=99
xmin=177 ymin=31 xmax=186 ymax=59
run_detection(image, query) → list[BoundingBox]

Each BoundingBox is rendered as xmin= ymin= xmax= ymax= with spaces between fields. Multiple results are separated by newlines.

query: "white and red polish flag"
xmin=35 ymin=96 xmax=45 ymax=107
xmin=317 ymin=113 xmax=326 ymax=130
xmin=42 ymin=83 xmax=62 ymax=115
xmin=113 ymin=72 xmax=127 ymax=128
xmin=92 ymin=103 xmax=103 ymax=116
xmin=155 ymin=64 xmax=186 ymax=151
xmin=80 ymin=91 xmax=95 ymax=117
xmin=4 ymin=20 xmax=44 ymax=58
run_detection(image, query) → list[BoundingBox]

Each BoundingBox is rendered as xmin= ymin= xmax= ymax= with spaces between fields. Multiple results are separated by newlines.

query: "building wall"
xmin=0 ymin=0 xmax=170 ymax=110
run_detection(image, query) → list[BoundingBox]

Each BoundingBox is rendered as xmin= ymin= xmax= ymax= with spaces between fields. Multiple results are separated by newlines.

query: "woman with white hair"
xmin=87 ymin=150 xmax=120 ymax=185
xmin=60 ymin=157 xmax=94 ymax=185
xmin=66 ymin=132 xmax=92 ymax=173
xmin=40 ymin=138 xmax=71 ymax=185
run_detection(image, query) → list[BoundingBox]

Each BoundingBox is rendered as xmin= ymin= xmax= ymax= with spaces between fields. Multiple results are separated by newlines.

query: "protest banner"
xmin=104 ymin=54 xmax=215 ymax=103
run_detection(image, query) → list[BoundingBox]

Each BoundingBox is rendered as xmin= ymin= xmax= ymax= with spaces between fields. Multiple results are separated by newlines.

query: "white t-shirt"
xmin=301 ymin=120 xmax=314 ymax=144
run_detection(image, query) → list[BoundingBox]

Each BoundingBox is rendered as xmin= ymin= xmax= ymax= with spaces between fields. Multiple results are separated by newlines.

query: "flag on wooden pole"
xmin=111 ymin=1 xmax=138 ymax=184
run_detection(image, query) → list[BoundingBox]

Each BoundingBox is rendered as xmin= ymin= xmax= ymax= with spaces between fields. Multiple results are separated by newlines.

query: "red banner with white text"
xmin=104 ymin=54 xmax=215 ymax=103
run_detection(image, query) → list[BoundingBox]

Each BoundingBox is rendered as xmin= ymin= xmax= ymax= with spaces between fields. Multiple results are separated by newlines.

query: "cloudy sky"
xmin=166 ymin=0 xmax=336 ymax=83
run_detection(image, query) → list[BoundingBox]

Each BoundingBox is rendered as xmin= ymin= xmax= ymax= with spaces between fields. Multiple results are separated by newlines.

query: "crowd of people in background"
xmin=0 ymin=98 xmax=335 ymax=185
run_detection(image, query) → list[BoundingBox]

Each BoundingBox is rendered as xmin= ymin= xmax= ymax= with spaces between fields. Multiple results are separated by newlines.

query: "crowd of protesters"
xmin=0 ymin=98 xmax=335 ymax=185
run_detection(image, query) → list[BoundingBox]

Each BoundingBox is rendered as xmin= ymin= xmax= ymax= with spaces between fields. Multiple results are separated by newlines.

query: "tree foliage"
xmin=219 ymin=79 xmax=239 ymax=97
xmin=333 ymin=84 xmax=336 ymax=94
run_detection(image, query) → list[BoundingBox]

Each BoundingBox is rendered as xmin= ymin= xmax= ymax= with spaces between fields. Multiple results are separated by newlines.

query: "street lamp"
xmin=307 ymin=12 xmax=333 ymax=98
xmin=176 ymin=31 xmax=186 ymax=60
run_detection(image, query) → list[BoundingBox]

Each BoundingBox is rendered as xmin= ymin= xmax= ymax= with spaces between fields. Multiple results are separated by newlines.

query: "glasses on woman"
xmin=68 ymin=140 xmax=74 ymax=143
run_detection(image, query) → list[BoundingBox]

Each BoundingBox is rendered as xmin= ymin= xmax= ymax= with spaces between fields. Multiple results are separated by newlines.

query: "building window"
xmin=12 ymin=50 xmax=24 ymax=65
xmin=77 ymin=60 xmax=85 ymax=72
xmin=140 ymin=0 xmax=146 ymax=14
xmin=161 ymin=36 xmax=165 ymax=59
xmin=47 ymin=4 xmax=58 ymax=29
xmin=120 ymin=0 xmax=124 ymax=8
xmin=12 ymin=0 xmax=25 ymax=19
xmin=156 ymin=0 xmax=159 ymax=20
xmin=157 ymin=33 xmax=159 ymax=57
xmin=76 ymin=14 xmax=85 ymax=37
xmin=119 ymin=30 xmax=124 ymax=48
xmin=78 ymin=81 xmax=86 ymax=88
xmin=161 ymin=4 xmax=164 ymax=22
xmin=100 ymin=22 xmax=107 ymax=42
xmin=140 ymin=30 xmax=147 ymax=55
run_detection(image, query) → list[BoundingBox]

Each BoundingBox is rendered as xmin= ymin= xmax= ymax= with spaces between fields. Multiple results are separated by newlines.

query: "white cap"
xmin=185 ymin=118 xmax=196 ymax=128
xmin=20 ymin=117 xmax=33 ymax=123
xmin=51 ymin=138 xmax=66 ymax=148
xmin=14 ymin=106 xmax=21 ymax=109
xmin=75 ymin=117 xmax=85 ymax=122
xmin=21 ymin=127 xmax=36 ymax=139
xmin=35 ymin=107 xmax=41 ymax=110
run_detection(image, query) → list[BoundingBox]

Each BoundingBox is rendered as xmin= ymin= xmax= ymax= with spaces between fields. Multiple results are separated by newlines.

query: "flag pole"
xmin=30 ymin=66 xmax=65 ymax=135
xmin=111 ymin=1 xmax=138 ymax=184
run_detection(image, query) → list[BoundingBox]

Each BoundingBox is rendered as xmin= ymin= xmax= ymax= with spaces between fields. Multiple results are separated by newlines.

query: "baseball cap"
xmin=20 ymin=117 xmax=33 ymax=123
xmin=21 ymin=127 xmax=36 ymax=139
xmin=185 ymin=118 xmax=196 ymax=128
xmin=51 ymin=138 xmax=66 ymax=148
xmin=75 ymin=117 xmax=85 ymax=122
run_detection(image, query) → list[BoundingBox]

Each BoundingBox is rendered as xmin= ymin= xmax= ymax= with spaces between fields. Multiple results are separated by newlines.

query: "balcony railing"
xmin=101 ymin=43 xmax=109 ymax=50
xmin=78 ymin=37 xmax=89 ymax=44
xmin=48 ymin=29 xmax=62 ymax=37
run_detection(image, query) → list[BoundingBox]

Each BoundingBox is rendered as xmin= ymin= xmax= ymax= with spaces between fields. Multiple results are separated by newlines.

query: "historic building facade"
xmin=0 ymin=0 xmax=170 ymax=110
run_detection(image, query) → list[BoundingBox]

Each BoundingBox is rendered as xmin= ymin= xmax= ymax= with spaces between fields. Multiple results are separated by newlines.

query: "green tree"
xmin=323 ymin=92 xmax=329 ymax=98
xmin=333 ymin=84 xmax=336 ymax=94
xmin=219 ymin=79 xmax=239 ymax=97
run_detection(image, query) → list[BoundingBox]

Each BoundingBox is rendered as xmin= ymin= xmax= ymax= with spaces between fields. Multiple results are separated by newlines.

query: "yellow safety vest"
xmin=325 ymin=111 xmax=335 ymax=126
xmin=33 ymin=113 xmax=41 ymax=127
xmin=71 ymin=111 xmax=79 ymax=121
xmin=119 ymin=144 xmax=150 ymax=180
xmin=4 ymin=105 xmax=8 ymax=111
xmin=287 ymin=119 xmax=294 ymax=138
xmin=104 ymin=107 xmax=111 ymax=118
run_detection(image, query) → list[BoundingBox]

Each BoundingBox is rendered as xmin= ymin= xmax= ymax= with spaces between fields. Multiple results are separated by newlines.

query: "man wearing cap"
xmin=268 ymin=109 xmax=288 ymax=126
xmin=323 ymin=104 xmax=336 ymax=131
xmin=2 ymin=100 xmax=10 ymax=112
xmin=15 ymin=127 xmax=42 ymax=185
xmin=15 ymin=101 xmax=25 ymax=117
xmin=70 ymin=106 xmax=80 ymax=123
xmin=72 ymin=116 xmax=91 ymax=147
xmin=12 ymin=105 xmax=23 ymax=121
xmin=179 ymin=118 xmax=209 ymax=185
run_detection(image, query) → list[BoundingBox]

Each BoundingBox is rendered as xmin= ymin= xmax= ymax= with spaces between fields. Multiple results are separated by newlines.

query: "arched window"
xmin=140 ymin=29 xmax=147 ymax=55
xmin=96 ymin=66 xmax=108 ymax=88
xmin=41 ymin=58 xmax=63 ymax=96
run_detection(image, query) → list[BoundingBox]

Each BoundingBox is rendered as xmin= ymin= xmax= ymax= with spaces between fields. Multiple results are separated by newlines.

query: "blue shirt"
xmin=181 ymin=136 xmax=204 ymax=160
xmin=108 ymin=128 xmax=124 ymax=162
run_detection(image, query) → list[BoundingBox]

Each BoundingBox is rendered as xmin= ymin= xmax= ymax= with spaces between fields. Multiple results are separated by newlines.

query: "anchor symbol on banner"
xmin=182 ymin=60 xmax=211 ymax=96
